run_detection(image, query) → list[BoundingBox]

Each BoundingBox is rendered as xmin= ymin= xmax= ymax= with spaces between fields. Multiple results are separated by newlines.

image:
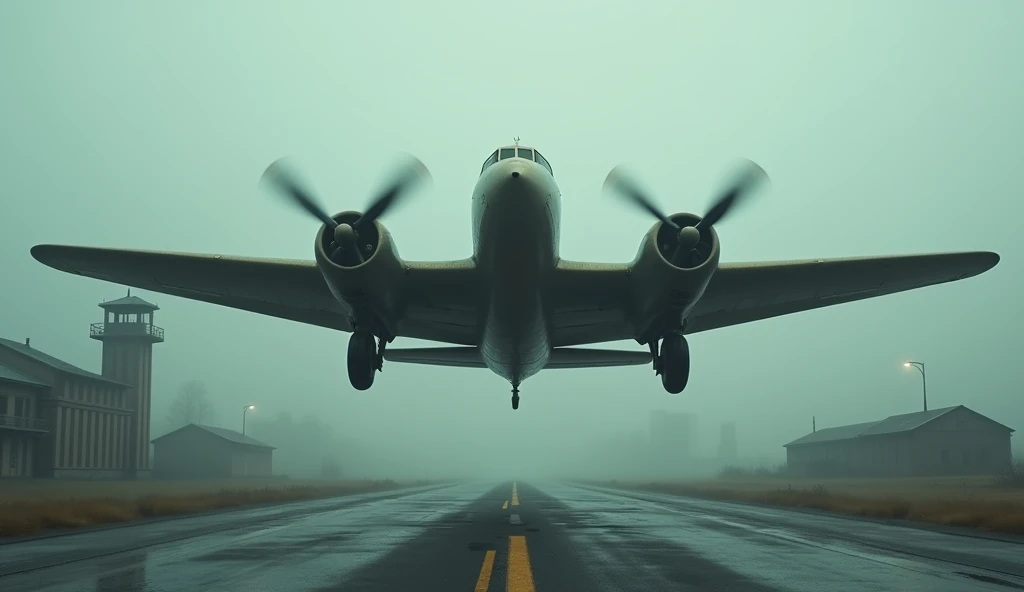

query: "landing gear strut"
xmin=347 ymin=331 xmax=378 ymax=390
xmin=511 ymin=384 xmax=520 ymax=410
xmin=654 ymin=331 xmax=690 ymax=394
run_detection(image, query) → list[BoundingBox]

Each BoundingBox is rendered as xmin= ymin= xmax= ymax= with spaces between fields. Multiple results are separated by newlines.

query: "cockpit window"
xmin=481 ymin=146 xmax=554 ymax=177
xmin=481 ymin=150 xmax=498 ymax=174
xmin=535 ymin=150 xmax=553 ymax=176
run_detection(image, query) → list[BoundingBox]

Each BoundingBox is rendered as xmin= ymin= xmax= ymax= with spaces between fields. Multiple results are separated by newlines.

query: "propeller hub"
xmin=678 ymin=225 xmax=701 ymax=249
xmin=334 ymin=223 xmax=357 ymax=246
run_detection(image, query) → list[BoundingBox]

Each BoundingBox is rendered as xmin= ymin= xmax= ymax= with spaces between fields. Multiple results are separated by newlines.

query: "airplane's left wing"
xmin=548 ymin=251 xmax=999 ymax=346
xmin=686 ymin=251 xmax=999 ymax=334
xmin=31 ymin=245 xmax=354 ymax=331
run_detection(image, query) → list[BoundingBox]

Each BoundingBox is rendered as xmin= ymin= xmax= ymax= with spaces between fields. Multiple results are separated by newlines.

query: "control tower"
xmin=90 ymin=290 xmax=164 ymax=476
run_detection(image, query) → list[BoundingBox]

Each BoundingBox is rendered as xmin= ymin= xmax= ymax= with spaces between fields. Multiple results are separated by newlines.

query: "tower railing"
xmin=90 ymin=322 xmax=165 ymax=340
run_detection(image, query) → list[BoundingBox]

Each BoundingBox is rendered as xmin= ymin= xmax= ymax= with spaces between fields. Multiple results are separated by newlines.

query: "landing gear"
xmin=657 ymin=331 xmax=690 ymax=394
xmin=347 ymin=331 xmax=378 ymax=390
xmin=511 ymin=384 xmax=520 ymax=410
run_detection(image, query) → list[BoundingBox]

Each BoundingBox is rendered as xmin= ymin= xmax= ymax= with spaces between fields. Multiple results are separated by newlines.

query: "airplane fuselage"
xmin=472 ymin=156 xmax=562 ymax=385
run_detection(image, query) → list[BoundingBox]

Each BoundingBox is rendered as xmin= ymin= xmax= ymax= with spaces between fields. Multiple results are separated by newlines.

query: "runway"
xmin=1 ymin=481 xmax=1022 ymax=591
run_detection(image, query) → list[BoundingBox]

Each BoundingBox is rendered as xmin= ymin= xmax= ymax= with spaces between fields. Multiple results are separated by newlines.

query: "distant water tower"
xmin=90 ymin=290 xmax=164 ymax=477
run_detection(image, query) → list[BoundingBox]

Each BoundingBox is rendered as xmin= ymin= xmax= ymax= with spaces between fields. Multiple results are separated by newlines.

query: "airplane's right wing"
xmin=685 ymin=251 xmax=1000 ymax=334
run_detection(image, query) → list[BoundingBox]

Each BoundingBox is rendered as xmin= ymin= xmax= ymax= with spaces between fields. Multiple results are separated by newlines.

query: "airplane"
xmin=31 ymin=144 xmax=999 ymax=410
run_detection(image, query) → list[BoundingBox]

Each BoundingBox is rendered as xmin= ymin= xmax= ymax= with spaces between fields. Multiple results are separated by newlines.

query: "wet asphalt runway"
xmin=1 ymin=481 xmax=1023 ymax=592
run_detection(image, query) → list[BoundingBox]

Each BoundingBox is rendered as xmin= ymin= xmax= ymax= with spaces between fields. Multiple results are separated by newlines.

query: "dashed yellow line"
xmin=502 ymin=500 xmax=509 ymax=510
xmin=474 ymin=549 xmax=496 ymax=592
xmin=511 ymin=481 xmax=519 ymax=506
xmin=507 ymin=535 xmax=535 ymax=592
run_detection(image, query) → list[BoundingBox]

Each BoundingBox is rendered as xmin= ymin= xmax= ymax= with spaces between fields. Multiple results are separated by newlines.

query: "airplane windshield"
xmin=481 ymin=146 xmax=553 ymax=176
xmin=534 ymin=150 xmax=553 ymax=176
xmin=480 ymin=150 xmax=498 ymax=173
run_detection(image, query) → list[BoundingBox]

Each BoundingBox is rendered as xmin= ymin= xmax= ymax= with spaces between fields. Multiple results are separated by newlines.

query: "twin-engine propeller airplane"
xmin=31 ymin=144 xmax=999 ymax=409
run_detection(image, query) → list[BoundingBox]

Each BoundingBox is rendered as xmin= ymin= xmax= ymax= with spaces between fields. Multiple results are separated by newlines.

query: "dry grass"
xmin=0 ymin=478 xmax=414 ymax=538
xmin=597 ymin=473 xmax=1024 ymax=535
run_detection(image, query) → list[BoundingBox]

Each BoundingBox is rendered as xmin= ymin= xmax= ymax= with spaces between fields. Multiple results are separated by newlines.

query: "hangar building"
xmin=152 ymin=424 xmax=275 ymax=478
xmin=784 ymin=405 xmax=1014 ymax=478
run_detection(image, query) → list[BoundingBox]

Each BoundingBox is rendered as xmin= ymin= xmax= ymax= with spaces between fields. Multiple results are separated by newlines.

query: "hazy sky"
xmin=2 ymin=1 xmax=1022 ymax=473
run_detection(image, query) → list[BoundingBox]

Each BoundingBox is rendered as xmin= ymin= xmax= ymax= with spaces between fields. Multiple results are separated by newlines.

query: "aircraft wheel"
xmin=347 ymin=332 xmax=378 ymax=390
xmin=660 ymin=332 xmax=690 ymax=394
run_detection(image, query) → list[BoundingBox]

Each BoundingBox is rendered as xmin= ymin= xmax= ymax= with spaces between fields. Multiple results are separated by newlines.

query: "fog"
xmin=2 ymin=1 xmax=1022 ymax=482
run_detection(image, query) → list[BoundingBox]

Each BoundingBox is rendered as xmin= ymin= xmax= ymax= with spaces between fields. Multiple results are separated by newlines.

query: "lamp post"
xmin=903 ymin=361 xmax=927 ymax=412
xmin=242 ymin=404 xmax=255 ymax=435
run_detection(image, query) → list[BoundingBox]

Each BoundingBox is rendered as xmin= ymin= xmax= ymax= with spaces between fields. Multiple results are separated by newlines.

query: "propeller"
xmin=261 ymin=155 xmax=430 ymax=265
xmin=604 ymin=159 xmax=769 ymax=265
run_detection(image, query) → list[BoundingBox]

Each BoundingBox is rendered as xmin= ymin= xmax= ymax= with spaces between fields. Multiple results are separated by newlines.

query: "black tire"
xmin=347 ymin=332 xmax=377 ymax=390
xmin=660 ymin=332 xmax=690 ymax=394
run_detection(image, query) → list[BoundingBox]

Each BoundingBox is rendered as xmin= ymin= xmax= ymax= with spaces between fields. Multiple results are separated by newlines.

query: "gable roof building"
xmin=784 ymin=405 xmax=1014 ymax=477
xmin=152 ymin=424 xmax=275 ymax=478
xmin=0 ymin=336 xmax=135 ymax=479
xmin=0 ymin=337 xmax=128 ymax=388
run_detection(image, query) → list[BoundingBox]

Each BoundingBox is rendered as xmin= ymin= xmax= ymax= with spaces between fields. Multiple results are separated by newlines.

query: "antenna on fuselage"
xmin=514 ymin=136 xmax=520 ymax=147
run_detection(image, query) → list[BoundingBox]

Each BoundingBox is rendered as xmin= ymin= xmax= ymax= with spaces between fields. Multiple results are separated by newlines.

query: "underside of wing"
xmin=383 ymin=346 xmax=651 ymax=369
xmin=548 ymin=260 xmax=634 ymax=347
xmin=397 ymin=259 xmax=481 ymax=346
xmin=686 ymin=251 xmax=999 ymax=334
xmin=32 ymin=245 xmax=484 ymax=344
xmin=31 ymin=245 xmax=352 ymax=330
xmin=545 ymin=347 xmax=651 ymax=368
xmin=383 ymin=347 xmax=486 ymax=368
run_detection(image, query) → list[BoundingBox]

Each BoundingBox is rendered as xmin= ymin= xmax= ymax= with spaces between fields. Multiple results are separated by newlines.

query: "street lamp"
xmin=242 ymin=404 xmax=255 ymax=435
xmin=903 ymin=361 xmax=927 ymax=412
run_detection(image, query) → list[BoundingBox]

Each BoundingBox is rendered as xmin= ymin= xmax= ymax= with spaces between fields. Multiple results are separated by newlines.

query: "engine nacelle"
xmin=628 ymin=213 xmax=721 ymax=342
xmin=314 ymin=211 xmax=406 ymax=336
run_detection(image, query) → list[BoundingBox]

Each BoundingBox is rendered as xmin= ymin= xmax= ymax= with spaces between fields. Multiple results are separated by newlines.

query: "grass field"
xmin=597 ymin=473 xmax=1024 ymax=535
xmin=0 ymin=478 xmax=416 ymax=538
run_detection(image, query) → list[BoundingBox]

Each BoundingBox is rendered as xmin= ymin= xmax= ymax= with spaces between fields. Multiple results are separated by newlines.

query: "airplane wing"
xmin=384 ymin=346 xmax=651 ymax=368
xmin=548 ymin=260 xmax=635 ymax=347
xmin=686 ymin=251 xmax=999 ymax=334
xmin=29 ymin=245 xmax=481 ymax=343
xmin=549 ymin=251 xmax=998 ymax=345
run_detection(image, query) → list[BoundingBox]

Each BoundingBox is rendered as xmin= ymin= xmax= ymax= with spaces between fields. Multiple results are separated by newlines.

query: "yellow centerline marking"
xmin=511 ymin=482 xmax=519 ymax=506
xmin=474 ymin=549 xmax=496 ymax=592
xmin=502 ymin=500 xmax=509 ymax=510
xmin=507 ymin=536 xmax=536 ymax=592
